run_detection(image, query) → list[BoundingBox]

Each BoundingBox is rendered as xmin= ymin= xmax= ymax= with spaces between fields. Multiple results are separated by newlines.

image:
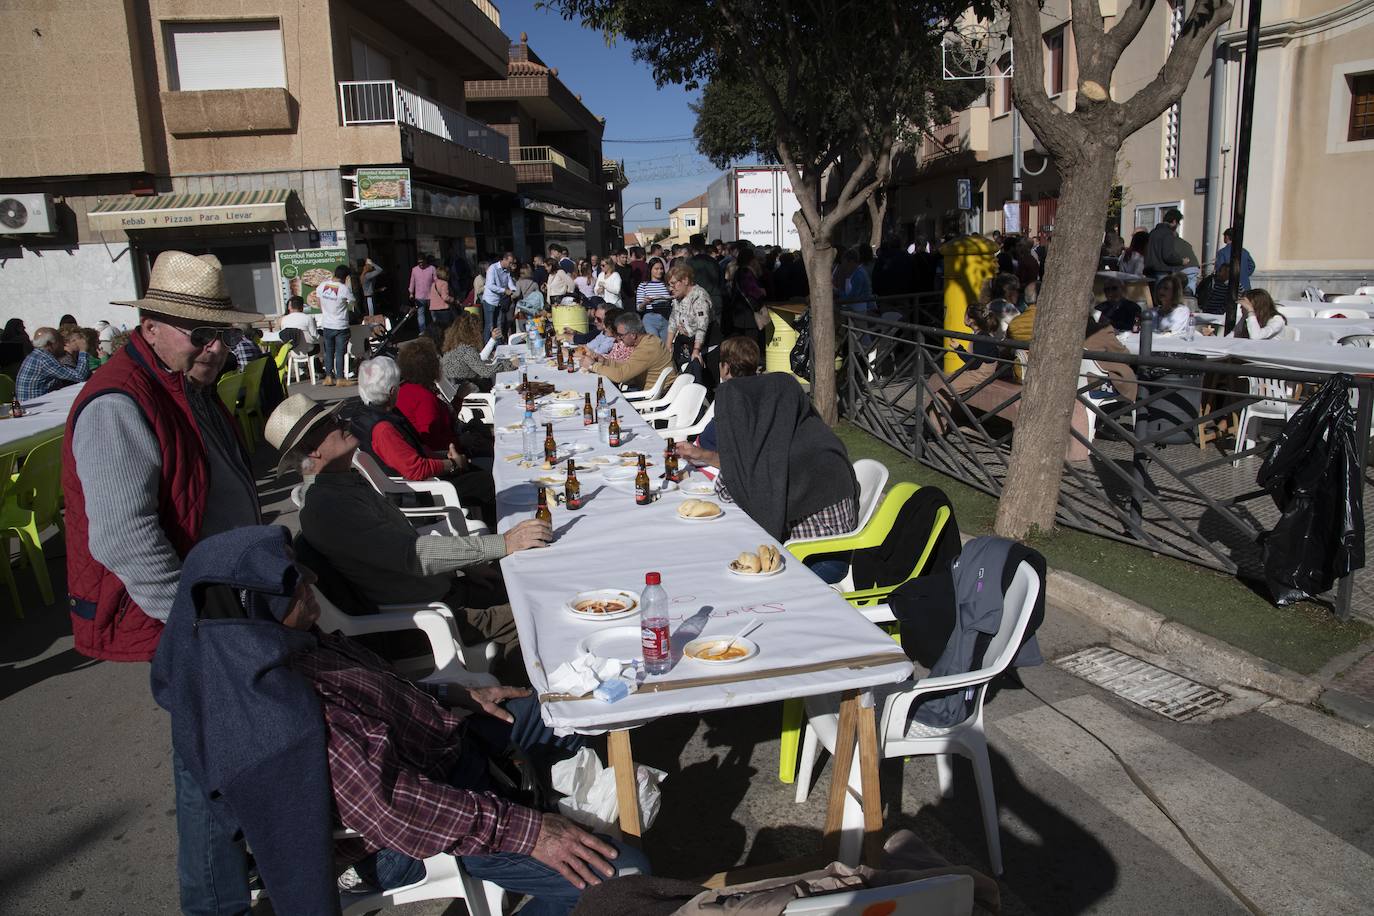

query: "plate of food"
xmin=517 ymin=380 xmax=556 ymax=398
xmin=543 ymin=405 xmax=578 ymax=419
xmin=683 ymin=636 xmax=758 ymax=664
xmin=565 ymin=589 xmax=640 ymax=621
xmin=677 ymin=499 xmax=723 ymax=521
xmin=577 ymin=625 xmax=642 ymax=660
xmin=618 ymin=452 xmax=654 ymax=466
xmin=678 ymin=476 xmax=716 ymax=497
xmin=551 ymin=389 xmax=584 ymax=403
xmin=586 ymin=454 xmax=619 ymax=467
xmin=557 ymin=441 xmax=594 ymax=455
xmin=729 ymin=545 xmax=785 ymax=577
xmin=494 ymin=382 xmax=518 ymax=392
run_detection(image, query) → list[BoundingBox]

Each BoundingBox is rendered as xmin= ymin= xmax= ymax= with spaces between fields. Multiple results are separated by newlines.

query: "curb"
xmin=1046 ymin=568 xmax=1323 ymax=705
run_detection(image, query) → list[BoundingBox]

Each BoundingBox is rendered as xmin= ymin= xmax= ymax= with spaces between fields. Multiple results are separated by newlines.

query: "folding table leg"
xmin=854 ymin=692 xmax=884 ymax=864
xmin=607 ymin=729 xmax=643 ymax=841
xmin=821 ymin=690 xmax=884 ymax=865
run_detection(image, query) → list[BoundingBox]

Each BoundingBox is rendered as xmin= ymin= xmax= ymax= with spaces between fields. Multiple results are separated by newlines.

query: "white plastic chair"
xmin=1329 ymin=295 xmax=1374 ymax=306
xmin=1232 ymin=376 xmax=1299 ymax=467
xmin=660 ymin=401 xmax=715 ymax=441
xmin=635 ymin=374 xmax=692 ymax=413
xmin=639 ymin=382 xmax=707 ymax=430
xmin=794 ymin=561 xmax=1042 ymax=874
xmin=620 ymin=368 xmax=672 ymax=402
xmin=1076 ymin=358 xmax=1136 ymax=443
xmin=781 ymin=874 xmax=974 ymax=915
xmin=1355 ymin=286 xmax=1374 ymax=297
xmin=1339 ymin=334 xmax=1374 ymax=347
xmin=337 ymin=828 xmax=507 ymax=916
xmin=1302 ymin=286 xmax=1326 ymax=303
xmin=784 ymin=459 xmax=888 ymax=556
xmin=352 ymin=451 xmax=491 ymax=535
xmin=1318 ymin=306 xmax=1371 ymax=319
xmin=1277 ymin=304 xmax=1315 ymax=319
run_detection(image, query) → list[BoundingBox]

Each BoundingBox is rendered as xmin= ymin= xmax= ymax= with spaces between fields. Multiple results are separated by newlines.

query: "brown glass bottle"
xmin=555 ymin=341 xmax=565 ymax=370
xmin=535 ymin=486 xmax=552 ymax=523
xmin=543 ymin=422 xmax=557 ymax=462
xmin=664 ymin=437 xmax=679 ymax=482
xmin=582 ymin=393 xmax=594 ymax=426
xmin=521 ymin=371 xmax=534 ymax=413
xmin=635 ymin=454 xmax=652 ymax=505
xmin=543 ymin=330 xmax=553 ymax=358
xmin=608 ymin=408 xmax=621 ymax=447
xmin=9 ymin=397 xmax=23 ymax=418
xmin=596 ymin=377 xmax=606 ymax=407
xmin=565 ymin=458 xmax=582 ymax=510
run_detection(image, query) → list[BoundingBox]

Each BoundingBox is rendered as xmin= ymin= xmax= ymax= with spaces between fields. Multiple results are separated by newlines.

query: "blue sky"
xmin=498 ymin=0 xmax=725 ymax=231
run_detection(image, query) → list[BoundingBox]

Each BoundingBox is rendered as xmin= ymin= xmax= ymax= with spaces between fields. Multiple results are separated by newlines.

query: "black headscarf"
xmin=714 ymin=373 xmax=857 ymax=542
xmin=151 ymin=526 xmax=338 ymax=916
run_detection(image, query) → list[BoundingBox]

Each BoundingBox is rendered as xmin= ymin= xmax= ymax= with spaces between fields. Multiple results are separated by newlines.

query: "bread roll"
xmin=758 ymin=545 xmax=780 ymax=572
xmin=678 ymin=499 xmax=721 ymax=518
xmin=734 ymin=551 xmax=761 ymax=573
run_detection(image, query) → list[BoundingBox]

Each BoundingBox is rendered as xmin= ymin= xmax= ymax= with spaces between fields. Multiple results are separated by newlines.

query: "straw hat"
xmin=113 ymin=250 xmax=262 ymax=323
xmin=264 ymin=394 xmax=343 ymax=472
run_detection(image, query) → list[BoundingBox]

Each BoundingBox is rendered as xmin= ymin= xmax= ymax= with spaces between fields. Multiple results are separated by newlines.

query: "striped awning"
xmin=89 ymin=189 xmax=290 ymax=231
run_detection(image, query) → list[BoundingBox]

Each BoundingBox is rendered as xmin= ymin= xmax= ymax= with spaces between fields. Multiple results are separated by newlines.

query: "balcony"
xmin=514 ymin=146 xmax=590 ymax=181
xmin=340 ymin=81 xmax=509 ymax=161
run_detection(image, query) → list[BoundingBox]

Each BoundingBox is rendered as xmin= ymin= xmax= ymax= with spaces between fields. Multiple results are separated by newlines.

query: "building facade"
xmin=667 ymin=192 xmax=709 ymax=246
xmin=891 ymin=0 xmax=1374 ymax=296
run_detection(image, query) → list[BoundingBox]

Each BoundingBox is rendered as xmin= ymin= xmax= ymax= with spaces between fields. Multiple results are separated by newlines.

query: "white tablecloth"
xmin=493 ymin=361 xmax=912 ymax=731
xmin=0 ymin=383 xmax=83 ymax=454
xmin=1119 ymin=333 xmax=1374 ymax=375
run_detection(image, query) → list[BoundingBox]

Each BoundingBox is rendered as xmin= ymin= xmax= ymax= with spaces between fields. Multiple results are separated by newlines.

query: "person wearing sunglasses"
xmin=63 ymin=250 xmax=267 ymax=913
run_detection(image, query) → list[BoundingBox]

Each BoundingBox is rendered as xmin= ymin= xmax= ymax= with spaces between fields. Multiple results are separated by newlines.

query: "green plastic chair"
xmin=237 ymin=358 xmax=269 ymax=449
xmin=0 ymin=452 xmax=22 ymax=616
xmin=0 ymin=374 xmax=13 ymax=404
xmin=0 ymin=436 xmax=65 ymax=609
xmin=217 ymin=370 xmax=244 ymax=413
xmin=274 ymin=341 xmax=293 ymax=389
xmin=776 ymin=482 xmax=954 ymax=784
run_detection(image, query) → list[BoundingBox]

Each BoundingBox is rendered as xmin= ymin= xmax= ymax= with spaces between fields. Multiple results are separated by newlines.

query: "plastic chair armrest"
xmin=785 ymin=528 xmax=876 ymax=562
xmin=880 ymin=671 xmax=996 ymax=738
xmin=388 ymin=478 xmax=462 ymax=507
xmin=325 ymin=609 xmax=457 ymax=670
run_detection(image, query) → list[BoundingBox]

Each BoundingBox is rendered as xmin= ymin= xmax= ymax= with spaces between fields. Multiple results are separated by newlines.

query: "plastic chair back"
xmin=977 ymin=562 xmax=1041 ymax=674
xmin=352 ymin=450 xmax=399 ymax=495
xmin=0 ymin=374 xmax=13 ymax=404
xmin=1339 ymin=334 xmax=1374 ymax=348
xmin=1318 ymin=307 xmax=1371 ymax=320
xmin=852 ymin=459 xmax=889 ymax=531
xmin=661 ymin=382 xmax=707 ymax=428
xmin=274 ymin=340 xmax=293 ymax=370
xmin=217 ymin=372 xmax=244 ymax=411
xmin=781 ymin=873 xmax=975 ymax=915
xmin=1328 ymin=295 xmax=1374 ymax=306
xmin=11 ymin=436 xmax=63 ymax=528
xmin=240 ymin=357 xmax=268 ymax=412
xmin=1277 ymin=305 xmax=1315 ymax=319
xmin=641 ymin=374 xmax=691 ymax=410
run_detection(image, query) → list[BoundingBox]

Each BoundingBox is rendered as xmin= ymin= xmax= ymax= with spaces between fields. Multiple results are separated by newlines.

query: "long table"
xmin=493 ymin=360 xmax=912 ymax=860
xmin=0 ymin=383 xmax=82 ymax=455
xmin=1119 ymin=332 xmax=1374 ymax=375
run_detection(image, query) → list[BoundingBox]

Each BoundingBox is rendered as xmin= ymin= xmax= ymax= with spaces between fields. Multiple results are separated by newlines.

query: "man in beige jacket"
xmin=585 ymin=312 xmax=678 ymax=392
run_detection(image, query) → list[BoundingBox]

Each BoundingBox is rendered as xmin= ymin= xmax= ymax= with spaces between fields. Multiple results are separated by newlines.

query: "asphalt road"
xmin=2 ymin=460 xmax=1371 ymax=914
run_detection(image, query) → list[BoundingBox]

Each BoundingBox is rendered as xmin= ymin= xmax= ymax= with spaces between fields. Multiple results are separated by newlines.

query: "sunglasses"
xmin=172 ymin=325 xmax=246 ymax=348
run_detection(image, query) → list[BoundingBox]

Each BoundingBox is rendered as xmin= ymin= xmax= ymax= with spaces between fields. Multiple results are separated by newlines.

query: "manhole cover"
xmin=1055 ymin=646 xmax=1230 ymax=722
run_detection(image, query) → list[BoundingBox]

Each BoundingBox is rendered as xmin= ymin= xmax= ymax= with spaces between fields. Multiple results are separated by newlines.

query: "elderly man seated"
xmin=582 ymin=311 xmax=677 ymax=392
xmin=152 ymin=524 xmax=648 ymax=915
xmin=265 ymin=393 xmax=546 ymax=677
xmin=561 ymin=303 xmax=619 ymax=355
xmin=15 ymin=325 xmax=91 ymax=401
xmin=350 ymin=354 xmax=496 ymax=529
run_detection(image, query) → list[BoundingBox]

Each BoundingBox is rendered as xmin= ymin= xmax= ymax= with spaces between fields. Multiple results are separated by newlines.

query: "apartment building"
xmin=466 ymin=36 xmax=622 ymax=258
xmin=0 ymin=0 xmax=523 ymax=326
xmin=893 ymin=0 xmax=1374 ymax=296
xmin=667 ymin=192 xmax=709 ymax=246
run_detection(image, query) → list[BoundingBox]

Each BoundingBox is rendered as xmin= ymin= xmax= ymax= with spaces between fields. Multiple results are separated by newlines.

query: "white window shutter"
xmin=168 ymin=21 xmax=286 ymax=91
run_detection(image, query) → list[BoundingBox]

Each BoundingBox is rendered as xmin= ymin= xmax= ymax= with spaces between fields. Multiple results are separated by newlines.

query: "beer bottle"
xmin=664 ymin=437 xmax=679 ymax=482
xmin=9 ymin=397 xmax=23 ymax=418
xmin=535 ymin=486 xmax=552 ymax=523
xmin=544 ymin=329 xmax=553 ymax=358
xmin=596 ymin=377 xmax=606 ymax=408
xmin=555 ymin=341 xmax=565 ymax=370
xmin=543 ymin=422 xmax=557 ymax=463
xmin=522 ymin=371 xmax=534 ymax=413
xmin=608 ymin=408 xmax=621 ymax=447
xmin=635 ymin=454 xmax=652 ymax=505
xmin=582 ymin=392 xmax=594 ymax=426
xmin=565 ymin=458 xmax=582 ymax=510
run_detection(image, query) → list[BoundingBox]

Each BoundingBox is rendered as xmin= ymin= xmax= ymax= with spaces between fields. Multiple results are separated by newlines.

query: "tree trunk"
xmin=993 ymin=145 xmax=1116 ymax=538
xmin=799 ymin=237 xmax=840 ymax=425
xmin=866 ymin=192 xmax=888 ymax=250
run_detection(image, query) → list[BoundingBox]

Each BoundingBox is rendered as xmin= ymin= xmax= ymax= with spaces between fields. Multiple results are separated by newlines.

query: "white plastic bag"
xmin=550 ymin=747 xmax=667 ymax=838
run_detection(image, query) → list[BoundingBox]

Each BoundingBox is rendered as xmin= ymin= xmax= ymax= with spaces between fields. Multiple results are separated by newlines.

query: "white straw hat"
xmin=113 ymin=250 xmax=262 ymax=323
xmin=264 ymin=394 xmax=343 ymax=473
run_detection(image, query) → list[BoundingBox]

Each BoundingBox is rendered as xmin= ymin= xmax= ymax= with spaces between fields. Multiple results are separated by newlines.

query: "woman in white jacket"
xmin=594 ymin=258 xmax=623 ymax=306
xmin=1230 ymin=288 xmax=1287 ymax=340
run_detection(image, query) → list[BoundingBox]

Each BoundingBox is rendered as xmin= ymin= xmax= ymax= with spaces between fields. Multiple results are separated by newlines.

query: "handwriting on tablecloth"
xmin=666 ymin=596 xmax=786 ymax=623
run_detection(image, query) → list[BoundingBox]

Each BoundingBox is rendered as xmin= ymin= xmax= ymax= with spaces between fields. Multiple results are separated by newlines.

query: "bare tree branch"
xmin=1105 ymin=0 xmax=1160 ymax=62
xmin=1006 ymin=0 xmax=1075 ymax=146
xmin=1119 ymin=0 xmax=1233 ymax=134
xmin=1069 ymin=0 xmax=1111 ymax=87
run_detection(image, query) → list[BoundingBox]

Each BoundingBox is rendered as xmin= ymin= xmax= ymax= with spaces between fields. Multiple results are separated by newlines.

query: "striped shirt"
xmin=636 ymin=280 xmax=670 ymax=310
xmin=293 ymin=631 xmax=542 ymax=863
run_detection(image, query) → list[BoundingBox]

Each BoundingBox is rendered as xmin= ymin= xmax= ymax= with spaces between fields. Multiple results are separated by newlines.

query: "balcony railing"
xmin=470 ymin=0 xmax=501 ymax=27
xmin=338 ymin=80 xmax=509 ymax=162
xmin=514 ymin=145 xmax=590 ymax=181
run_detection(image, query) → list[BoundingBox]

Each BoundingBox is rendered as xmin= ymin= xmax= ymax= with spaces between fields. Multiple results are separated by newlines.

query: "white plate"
xmin=557 ymin=441 xmax=594 ymax=455
xmin=543 ymin=406 xmax=578 ymax=419
xmin=728 ymin=556 xmax=785 ymax=578
xmin=551 ymin=393 xmax=585 ymax=403
xmin=607 ymin=475 xmax=677 ymax=495
xmin=565 ymin=588 xmax=641 ymax=622
xmin=586 ymin=454 xmax=619 ymax=466
xmin=494 ymin=382 xmax=517 ymax=392
xmin=683 ymin=636 xmax=759 ymax=664
xmin=679 ymin=478 xmax=716 ymax=496
xmin=604 ymin=465 xmax=638 ymax=482
xmin=677 ymin=503 xmax=724 ymax=521
xmin=577 ymin=625 xmax=642 ymax=659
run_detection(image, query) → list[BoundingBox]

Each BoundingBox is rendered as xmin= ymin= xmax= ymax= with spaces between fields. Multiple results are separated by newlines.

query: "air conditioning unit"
xmin=0 ymin=193 xmax=57 ymax=235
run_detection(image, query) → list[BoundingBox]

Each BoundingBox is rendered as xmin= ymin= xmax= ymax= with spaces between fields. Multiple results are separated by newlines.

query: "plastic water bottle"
xmin=527 ymin=324 xmax=541 ymax=358
xmin=640 ymin=572 xmax=671 ymax=675
xmin=520 ymin=410 xmax=538 ymax=462
xmin=596 ymin=401 xmax=611 ymax=444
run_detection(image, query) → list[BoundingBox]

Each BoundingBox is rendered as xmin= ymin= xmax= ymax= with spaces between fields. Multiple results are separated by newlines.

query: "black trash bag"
xmin=1256 ymin=372 xmax=1365 ymax=606
xmin=790 ymin=310 xmax=812 ymax=378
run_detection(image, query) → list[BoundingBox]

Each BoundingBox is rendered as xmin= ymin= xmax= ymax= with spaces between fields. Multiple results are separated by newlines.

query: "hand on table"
xmin=504 ymin=518 xmax=553 ymax=553
xmin=531 ymin=814 xmax=618 ymax=889
xmin=455 ymin=684 xmax=530 ymax=723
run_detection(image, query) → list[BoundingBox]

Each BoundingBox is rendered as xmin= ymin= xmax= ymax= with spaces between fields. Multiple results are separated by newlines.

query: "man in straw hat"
xmin=264 ymin=393 xmax=551 ymax=676
xmin=62 ymin=250 xmax=265 ymax=912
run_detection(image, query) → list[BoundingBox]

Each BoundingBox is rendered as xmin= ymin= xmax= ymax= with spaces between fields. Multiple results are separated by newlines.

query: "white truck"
xmin=706 ymin=166 xmax=802 ymax=249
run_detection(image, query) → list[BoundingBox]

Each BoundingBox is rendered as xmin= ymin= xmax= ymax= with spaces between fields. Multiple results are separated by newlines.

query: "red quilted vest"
xmin=63 ymin=330 xmax=223 ymax=661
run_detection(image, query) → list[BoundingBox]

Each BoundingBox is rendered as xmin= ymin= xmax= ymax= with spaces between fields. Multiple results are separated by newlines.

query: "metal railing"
xmin=513 ymin=145 xmax=591 ymax=181
xmin=832 ymin=302 xmax=1373 ymax=619
xmin=337 ymin=80 xmax=510 ymax=162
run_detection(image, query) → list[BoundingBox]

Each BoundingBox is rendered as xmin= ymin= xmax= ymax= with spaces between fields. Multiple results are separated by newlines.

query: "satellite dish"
xmin=0 ymin=198 xmax=29 ymax=230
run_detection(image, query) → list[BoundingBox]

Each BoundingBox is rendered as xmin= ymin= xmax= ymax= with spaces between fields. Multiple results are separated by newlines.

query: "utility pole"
xmin=1224 ymin=0 xmax=1263 ymax=335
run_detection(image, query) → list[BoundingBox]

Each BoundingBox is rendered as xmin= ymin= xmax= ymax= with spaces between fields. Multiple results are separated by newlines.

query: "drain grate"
xmin=1055 ymin=646 xmax=1230 ymax=722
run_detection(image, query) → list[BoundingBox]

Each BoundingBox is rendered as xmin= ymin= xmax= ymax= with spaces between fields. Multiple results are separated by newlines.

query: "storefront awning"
xmin=89 ymin=190 xmax=290 ymax=232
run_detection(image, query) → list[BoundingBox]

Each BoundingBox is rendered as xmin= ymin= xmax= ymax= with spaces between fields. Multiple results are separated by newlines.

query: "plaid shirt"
xmin=291 ymin=631 xmax=542 ymax=862
xmin=15 ymin=348 xmax=89 ymax=402
xmin=715 ymin=478 xmax=858 ymax=541
xmin=232 ymin=337 xmax=265 ymax=371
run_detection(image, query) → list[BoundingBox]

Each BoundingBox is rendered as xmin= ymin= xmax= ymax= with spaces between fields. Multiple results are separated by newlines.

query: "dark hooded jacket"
xmin=151 ymin=526 xmax=338 ymax=916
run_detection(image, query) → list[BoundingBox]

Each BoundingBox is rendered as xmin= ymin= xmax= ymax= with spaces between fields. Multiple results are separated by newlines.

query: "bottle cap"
xmin=645 ymin=572 xmax=661 ymax=585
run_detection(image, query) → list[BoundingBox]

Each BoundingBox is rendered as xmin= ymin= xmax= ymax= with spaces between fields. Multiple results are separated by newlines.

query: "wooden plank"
xmin=855 ymin=696 xmax=885 ymax=865
xmin=821 ymin=690 xmax=860 ymax=861
xmin=607 ymin=729 xmax=643 ymax=840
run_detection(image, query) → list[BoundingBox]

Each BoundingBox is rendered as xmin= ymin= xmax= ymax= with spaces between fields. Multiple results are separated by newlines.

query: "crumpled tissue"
xmin=550 ymin=747 xmax=667 ymax=837
xmin=546 ymin=652 xmax=635 ymax=698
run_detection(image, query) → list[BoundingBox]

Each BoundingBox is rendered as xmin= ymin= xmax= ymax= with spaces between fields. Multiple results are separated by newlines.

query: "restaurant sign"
xmin=353 ymin=168 xmax=413 ymax=210
xmin=275 ymin=247 xmax=348 ymax=313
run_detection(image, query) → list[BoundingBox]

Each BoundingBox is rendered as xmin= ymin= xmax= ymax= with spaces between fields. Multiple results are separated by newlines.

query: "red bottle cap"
xmin=645 ymin=572 xmax=661 ymax=585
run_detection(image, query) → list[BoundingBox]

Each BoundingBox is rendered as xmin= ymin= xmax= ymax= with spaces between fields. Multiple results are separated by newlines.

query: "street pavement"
xmin=2 ymin=452 xmax=1372 ymax=914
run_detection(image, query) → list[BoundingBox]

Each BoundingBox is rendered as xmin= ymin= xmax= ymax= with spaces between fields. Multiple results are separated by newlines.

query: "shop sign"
xmin=354 ymin=168 xmax=413 ymax=210
xmin=412 ymin=185 xmax=481 ymax=222
xmin=276 ymin=247 xmax=348 ymax=313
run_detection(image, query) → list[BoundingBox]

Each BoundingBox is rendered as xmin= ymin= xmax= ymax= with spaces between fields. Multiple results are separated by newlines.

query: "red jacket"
xmin=63 ymin=331 xmax=238 ymax=661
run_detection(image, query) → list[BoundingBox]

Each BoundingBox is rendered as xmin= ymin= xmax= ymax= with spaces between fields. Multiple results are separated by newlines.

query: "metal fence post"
xmin=1336 ymin=378 xmax=1373 ymax=620
xmin=914 ymin=326 xmax=926 ymax=461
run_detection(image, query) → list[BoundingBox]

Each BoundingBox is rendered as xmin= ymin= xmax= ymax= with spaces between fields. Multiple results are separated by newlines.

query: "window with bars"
xmin=1162 ymin=2 xmax=1184 ymax=178
xmin=1045 ymin=28 xmax=1065 ymax=96
xmin=1350 ymin=72 xmax=1374 ymax=142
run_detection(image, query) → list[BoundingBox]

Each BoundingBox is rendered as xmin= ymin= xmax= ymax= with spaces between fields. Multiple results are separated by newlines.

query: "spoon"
xmin=715 ymin=618 xmax=762 ymax=655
